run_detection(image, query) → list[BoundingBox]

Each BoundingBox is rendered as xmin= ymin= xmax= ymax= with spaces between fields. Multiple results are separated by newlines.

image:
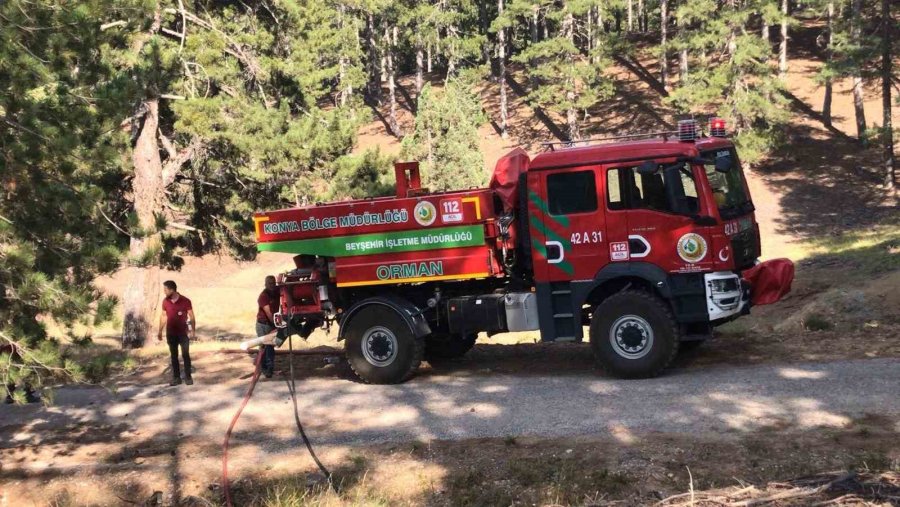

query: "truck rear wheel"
xmin=424 ymin=333 xmax=477 ymax=362
xmin=589 ymin=290 xmax=680 ymax=379
xmin=344 ymin=306 xmax=424 ymax=384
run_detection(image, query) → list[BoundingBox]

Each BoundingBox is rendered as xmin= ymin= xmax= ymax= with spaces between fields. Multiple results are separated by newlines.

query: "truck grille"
xmin=730 ymin=228 xmax=758 ymax=270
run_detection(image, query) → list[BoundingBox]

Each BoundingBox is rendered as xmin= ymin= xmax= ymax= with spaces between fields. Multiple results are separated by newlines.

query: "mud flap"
xmin=742 ymin=258 xmax=795 ymax=306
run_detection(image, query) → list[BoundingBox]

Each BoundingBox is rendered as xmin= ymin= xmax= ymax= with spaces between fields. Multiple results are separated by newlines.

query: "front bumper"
xmin=704 ymin=271 xmax=750 ymax=322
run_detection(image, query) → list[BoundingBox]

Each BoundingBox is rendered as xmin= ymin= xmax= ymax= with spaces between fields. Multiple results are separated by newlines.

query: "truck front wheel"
xmin=344 ymin=306 xmax=424 ymax=384
xmin=589 ymin=290 xmax=680 ymax=379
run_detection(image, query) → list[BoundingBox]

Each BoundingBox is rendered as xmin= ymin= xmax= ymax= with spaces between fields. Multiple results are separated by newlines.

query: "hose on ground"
xmin=221 ymin=334 xmax=332 ymax=506
xmin=222 ymin=347 xmax=263 ymax=507
xmin=286 ymin=335 xmax=332 ymax=484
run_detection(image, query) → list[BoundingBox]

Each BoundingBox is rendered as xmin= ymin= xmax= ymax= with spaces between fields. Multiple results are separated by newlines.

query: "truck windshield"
xmin=701 ymin=148 xmax=752 ymax=219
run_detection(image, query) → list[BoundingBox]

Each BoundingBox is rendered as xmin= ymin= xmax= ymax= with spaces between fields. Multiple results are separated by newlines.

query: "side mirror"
xmin=637 ymin=160 xmax=658 ymax=175
xmin=715 ymin=156 xmax=733 ymax=173
xmin=692 ymin=215 xmax=718 ymax=226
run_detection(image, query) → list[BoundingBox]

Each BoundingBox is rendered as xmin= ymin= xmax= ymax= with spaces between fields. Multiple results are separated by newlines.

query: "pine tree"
xmin=880 ymin=0 xmax=895 ymax=188
xmin=510 ymin=0 xmax=615 ymax=141
xmin=1 ymin=0 xmax=124 ymax=391
xmin=819 ymin=0 xmax=879 ymax=144
xmin=850 ymin=0 xmax=867 ymax=143
xmin=100 ymin=0 xmax=367 ymax=347
xmin=401 ymin=81 xmax=486 ymax=190
xmin=669 ymin=0 xmax=788 ymax=164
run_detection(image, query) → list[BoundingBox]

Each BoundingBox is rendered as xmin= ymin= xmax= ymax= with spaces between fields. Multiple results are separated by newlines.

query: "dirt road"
xmin=4 ymin=357 xmax=898 ymax=450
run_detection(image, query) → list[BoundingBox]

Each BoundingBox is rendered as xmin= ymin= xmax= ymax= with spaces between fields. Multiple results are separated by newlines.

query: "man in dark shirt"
xmin=257 ymin=275 xmax=280 ymax=378
xmin=157 ymin=280 xmax=195 ymax=386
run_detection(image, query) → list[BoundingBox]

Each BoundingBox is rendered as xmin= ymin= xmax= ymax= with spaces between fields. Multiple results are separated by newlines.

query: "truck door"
xmin=603 ymin=160 xmax=714 ymax=274
xmin=528 ymin=166 xmax=607 ymax=282
xmin=526 ymin=166 xmax=607 ymax=342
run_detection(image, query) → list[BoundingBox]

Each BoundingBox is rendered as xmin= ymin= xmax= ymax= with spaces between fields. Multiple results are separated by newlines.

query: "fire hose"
xmin=222 ymin=334 xmax=332 ymax=506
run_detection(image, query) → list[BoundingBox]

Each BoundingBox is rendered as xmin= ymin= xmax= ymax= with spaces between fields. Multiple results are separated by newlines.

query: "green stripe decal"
xmin=258 ymin=225 xmax=484 ymax=256
xmin=529 ymin=214 xmax=571 ymax=252
xmin=531 ymin=238 xmax=574 ymax=275
xmin=528 ymin=190 xmax=569 ymax=227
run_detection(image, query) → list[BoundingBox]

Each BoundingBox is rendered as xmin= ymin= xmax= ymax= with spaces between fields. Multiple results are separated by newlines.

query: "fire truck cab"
xmin=254 ymin=119 xmax=792 ymax=384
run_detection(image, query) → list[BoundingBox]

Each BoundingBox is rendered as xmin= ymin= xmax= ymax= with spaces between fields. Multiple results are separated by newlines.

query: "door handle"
xmin=545 ymin=241 xmax=564 ymax=264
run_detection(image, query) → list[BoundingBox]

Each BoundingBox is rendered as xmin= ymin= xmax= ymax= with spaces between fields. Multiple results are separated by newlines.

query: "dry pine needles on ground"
xmin=656 ymin=471 xmax=900 ymax=506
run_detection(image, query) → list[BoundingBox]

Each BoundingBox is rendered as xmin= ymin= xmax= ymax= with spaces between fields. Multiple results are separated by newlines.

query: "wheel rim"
xmin=609 ymin=315 xmax=654 ymax=359
xmin=361 ymin=326 xmax=398 ymax=367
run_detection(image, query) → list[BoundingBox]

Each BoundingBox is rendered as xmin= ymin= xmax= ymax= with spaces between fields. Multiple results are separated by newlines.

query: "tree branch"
xmin=165 ymin=6 xmax=269 ymax=105
xmin=158 ymin=130 xmax=177 ymax=159
xmin=167 ymin=222 xmax=198 ymax=232
xmin=100 ymin=20 xmax=127 ymax=31
xmin=96 ymin=204 xmax=132 ymax=237
xmin=130 ymin=4 xmax=162 ymax=55
xmin=162 ymin=138 xmax=204 ymax=187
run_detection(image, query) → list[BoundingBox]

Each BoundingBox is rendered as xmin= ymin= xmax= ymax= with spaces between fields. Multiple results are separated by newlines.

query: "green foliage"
xmin=507 ymin=0 xmax=616 ymax=140
xmin=401 ymin=81 xmax=486 ymax=191
xmin=1 ymin=0 xmax=129 ymax=394
xmin=328 ymin=149 xmax=396 ymax=200
xmin=668 ymin=0 xmax=789 ymax=164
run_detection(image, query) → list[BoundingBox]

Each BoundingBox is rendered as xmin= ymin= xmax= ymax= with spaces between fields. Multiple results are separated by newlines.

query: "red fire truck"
xmin=253 ymin=119 xmax=793 ymax=384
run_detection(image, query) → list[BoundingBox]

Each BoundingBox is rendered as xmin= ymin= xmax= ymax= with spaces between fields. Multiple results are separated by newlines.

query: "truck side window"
xmin=607 ymin=165 xmax=700 ymax=215
xmin=635 ymin=173 xmax=668 ymax=212
xmin=547 ymin=170 xmax=598 ymax=215
xmin=607 ymin=169 xmax=624 ymax=210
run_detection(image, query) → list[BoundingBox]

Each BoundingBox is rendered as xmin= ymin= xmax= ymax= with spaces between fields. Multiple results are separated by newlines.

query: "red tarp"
xmin=490 ymin=148 xmax=531 ymax=213
xmin=742 ymin=258 xmax=795 ymax=306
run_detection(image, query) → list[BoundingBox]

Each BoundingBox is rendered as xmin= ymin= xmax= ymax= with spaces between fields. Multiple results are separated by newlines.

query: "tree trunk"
xmin=823 ymin=0 xmax=834 ymax=127
xmin=416 ymin=40 xmax=424 ymax=96
xmin=628 ymin=0 xmax=634 ymax=31
xmin=587 ymin=7 xmax=593 ymax=56
xmin=480 ymin=1 xmax=491 ymax=65
xmin=638 ymin=0 xmax=645 ymax=31
xmin=338 ymin=4 xmax=350 ymax=106
xmin=564 ymin=10 xmax=579 ymax=141
xmin=779 ymin=0 xmax=788 ymax=79
xmin=661 ymin=0 xmax=668 ymax=90
xmin=366 ymin=12 xmax=381 ymax=103
xmin=122 ymin=99 xmax=164 ymax=349
xmin=680 ymin=48 xmax=688 ymax=82
xmin=385 ymin=26 xmax=401 ymax=137
xmin=532 ymin=6 xmax=539 ymax=43
xmin=498 ymin=0 xmax=508 ymax=138
xmin=851 ymin=0 xmax=867 ymax=143
xmin=762 ymin=22 xmax=769 ymax=43
xmin=427 ymin=44 xmax=433 ymax=73
xmin=882 ymin=0 xmax=895 ymax=188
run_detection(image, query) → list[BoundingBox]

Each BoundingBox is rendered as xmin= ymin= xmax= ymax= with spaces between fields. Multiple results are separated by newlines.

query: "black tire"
xmin=344 ymin=306 xmax=424 ymax=384
xmin=589 ymin=290 xmax=680 ymax=379
xmin=424 ymin=333 xmax=477 ymax=362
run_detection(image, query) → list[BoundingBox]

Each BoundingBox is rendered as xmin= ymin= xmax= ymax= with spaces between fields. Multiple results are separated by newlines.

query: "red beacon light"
xmin=677 ymin=119 xmax=699 ymax=142
xmin=709 ymin=117 xmax=728 ymax=137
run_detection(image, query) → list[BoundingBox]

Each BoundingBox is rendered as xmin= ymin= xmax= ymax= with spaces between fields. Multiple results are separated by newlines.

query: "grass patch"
xmin=799 ymin=223 xmax=900 ymax=275
xmin=802 ymin=313 xmax=834 ymax=331
xmin=80 ymin=352 xmax=138 ymax=383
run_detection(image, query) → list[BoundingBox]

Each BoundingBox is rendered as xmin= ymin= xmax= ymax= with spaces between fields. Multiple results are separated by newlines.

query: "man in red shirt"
xmin=157 ymin=280 xmax=195 ymax=386
xmin=256 ymin=275 xmax=280 ymax=378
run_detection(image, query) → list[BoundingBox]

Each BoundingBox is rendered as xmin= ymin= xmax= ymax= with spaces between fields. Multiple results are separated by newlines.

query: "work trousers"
xmin=256 ymin=322 xmax=276 ymax=373
xmin=167 ymin=334 xmax=192 ymax=379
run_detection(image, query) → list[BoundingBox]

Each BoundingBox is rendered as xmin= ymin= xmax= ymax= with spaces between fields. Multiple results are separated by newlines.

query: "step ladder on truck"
xmin=253 ymin=119 xmax=794 ymax=384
